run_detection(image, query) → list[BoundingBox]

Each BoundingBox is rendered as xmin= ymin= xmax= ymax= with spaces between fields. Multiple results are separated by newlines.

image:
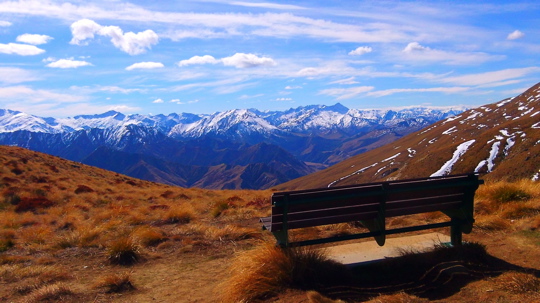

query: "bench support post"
xmin=450 ymin=220 xmax=462 ymax=246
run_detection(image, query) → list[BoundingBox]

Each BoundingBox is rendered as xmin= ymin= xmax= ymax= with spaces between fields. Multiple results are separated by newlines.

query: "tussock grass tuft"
xmin=107 ymin=236 xmax=141 ymax=266
xmin=132 ymin=226 xmax=166 ymax=247
xmin=211 ymin=200 xmax=230 ymax=218
xmin=22 ymin=282 xmax=75 ymax=303
xmin=94 ymin=272 xmax=136 ymax=293
xmin=480 ymin=182 xmax=532 ymax=204
xmin=219 ymin=242 xmax=350 ymax=302
xmin=164 ymin=205 xmax=195 ymax=224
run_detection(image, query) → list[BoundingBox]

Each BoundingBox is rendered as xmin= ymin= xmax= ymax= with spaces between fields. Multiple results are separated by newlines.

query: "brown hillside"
xmin=1 ymin=146 xmax=540 ymax=302
xmin=277 ymin=82 xmax=540 ymax=191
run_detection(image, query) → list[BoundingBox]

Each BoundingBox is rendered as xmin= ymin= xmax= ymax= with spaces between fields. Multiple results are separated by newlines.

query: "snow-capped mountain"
xmin=277 ymin=82 xmax=540 ymax=190
xmin=0 ymin=103 xmax=464 ymax=189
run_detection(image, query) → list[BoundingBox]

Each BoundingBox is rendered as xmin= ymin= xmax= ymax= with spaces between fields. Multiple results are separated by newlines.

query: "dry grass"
xmin=219 ymin=242 xmax=350 ymax=302
xmin=496 ymin=271 xmax=540 ymax=294
xmin=94 ymin=272 xmax=136 ymax=293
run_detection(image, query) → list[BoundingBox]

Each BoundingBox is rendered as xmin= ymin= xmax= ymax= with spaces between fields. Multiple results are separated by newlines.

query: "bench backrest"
xmin=268 ymin=174 xmax=481 ymax=233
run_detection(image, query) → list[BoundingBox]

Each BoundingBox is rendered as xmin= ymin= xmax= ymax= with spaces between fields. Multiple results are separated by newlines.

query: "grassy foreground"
xmin=1 ymin=146 xmax=539 ymax=302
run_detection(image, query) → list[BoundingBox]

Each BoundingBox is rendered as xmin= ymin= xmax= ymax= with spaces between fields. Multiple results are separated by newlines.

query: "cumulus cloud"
xmin=0 ymin=21 xmax=12 ymax=27
xmin=126 ymin=62 xmax=164 ymax=70
xmin=349 ymin=46 xmax=372 ymax=56
xmin=177 ymin=55 xmax=219 ymax=67
xmin=152 ymin=98 xmax=164 ymax=103
xmin=221 ymin=53 xmax=276 ymax=68
xmin=70 ymin=19 xmax=159 ymax=55
xmin=276 ymin=97 xmax=292 ymax=101
xmin=318 ymin=86 xmax=374 ymax=100
xmin=16 ymin=34 xmax=53 ymax=45
xmin=178 ymin=53 xmax=276 ymax=69
xmin=507 ymin=30 xmax=524 ymax=40
xmin=0 ymin=43 xmax=45 ymax=55
xmin=46 ymin=59 xmax=92 ymax=68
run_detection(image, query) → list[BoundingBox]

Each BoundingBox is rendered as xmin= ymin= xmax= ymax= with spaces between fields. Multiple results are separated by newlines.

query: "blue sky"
xmin=0 ymin=0 xmax=539 ymax=117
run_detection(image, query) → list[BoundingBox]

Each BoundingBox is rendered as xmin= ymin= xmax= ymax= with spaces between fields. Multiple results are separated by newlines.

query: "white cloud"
xmin=367 ymin=87 xmax=470 ymax=97
xmin=285 ymin=85 xmax=302 ymax=90
xmin=439 ymin=67 xmax=540 ymax=86
xmin=349 ymin=46 xmax=372 ymax=56
xmin=178 ymin=55 xmax=219 ymax=67
xmin=318 ymin=86 xmax=374 ymax=100
xmin=70 ymin=19 xmax=102 ymax=45
xmin=276 ymin=97 xmax=292 ymax=101
xmin=401 ymin=42 xmax=504 ymax=65
xmin=178 ymin=53 xmax=276 ymax=69
xmin=16 ymin=34 xmax=53 ymax=45
xmin=330 ymin=77 xmax=359 ymax=85
xmin=0 ymin=85 xmax=85 ymax=103
xmin=152 ymin=98 xmax=164 ymax=103
xmin=0 ymin=20 xmax=12 ymax=27
xmin=126 ymin=62 xmax=164 ymax=70
xmin=0 ymin=67 xmax=40 ymax=84
xmin=0 ymin=43 xmax=45 ymax=56
xmin=221 ymin=53 xmax=276 ymax=68
xmin=507 ymin=30 xmax=524 ymax=40
xmin=46 ymin=59 xmax=92 ymax=68
xmin=70 ymin=19 xmax=159 ymax=55
xmin=230 ymin=2 xmax=306 ymax=10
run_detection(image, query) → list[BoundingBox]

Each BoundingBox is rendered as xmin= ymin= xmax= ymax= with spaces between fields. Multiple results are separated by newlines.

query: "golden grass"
xmin=132 ymin=226 xmax=166 ymax=247
xmin=219 ymin=242 xmax=350 ymax=302
xmin=306 ymin=291 xmax=346 ymax=303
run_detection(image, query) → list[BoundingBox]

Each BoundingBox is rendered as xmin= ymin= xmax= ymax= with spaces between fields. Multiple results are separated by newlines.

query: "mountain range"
xmin=0 ymin=104 xmax=462 ymax=189
xmin=277 ymin=82 xmax=540 ymax=190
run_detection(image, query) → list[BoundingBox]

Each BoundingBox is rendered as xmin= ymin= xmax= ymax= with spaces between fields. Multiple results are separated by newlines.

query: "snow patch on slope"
xmin=431 ymin=139 xmax=475 ymax=177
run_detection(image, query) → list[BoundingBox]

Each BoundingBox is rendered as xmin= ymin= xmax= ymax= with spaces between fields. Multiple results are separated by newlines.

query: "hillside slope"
xmin=277 ymin=82 xmax=540 ymax=190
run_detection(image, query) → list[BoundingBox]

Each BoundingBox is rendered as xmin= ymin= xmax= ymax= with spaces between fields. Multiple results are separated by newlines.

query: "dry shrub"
xmin=132 ymin=226 xmax=166 ymax=247
xmin=219 ymin=242 xmax=350 ymax=302
xmin=22 ymin=282 xmax=75 ymax=303
xmin=107 ymin=236 xmax=141 ymax=266
xmin=497 ymin=271 xmax=540 ymax=293
xmin=94 ymin=272 xmax=136 ymax=293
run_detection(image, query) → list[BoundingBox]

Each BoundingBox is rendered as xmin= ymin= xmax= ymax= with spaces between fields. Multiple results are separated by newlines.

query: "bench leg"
xmin=450 ymin=223 xmax=462 ymax=246
xmin=272 ymin=230 xmax=289 ymax=247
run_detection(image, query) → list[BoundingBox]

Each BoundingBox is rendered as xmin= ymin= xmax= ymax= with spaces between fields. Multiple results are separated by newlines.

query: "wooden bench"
xmin=260 ymin=174 xmax=483 ymax=248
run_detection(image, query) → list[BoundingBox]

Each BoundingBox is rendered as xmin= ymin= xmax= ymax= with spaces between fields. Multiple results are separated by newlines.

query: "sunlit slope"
xmin=277 ymin=82 xmax=540 ymax=190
